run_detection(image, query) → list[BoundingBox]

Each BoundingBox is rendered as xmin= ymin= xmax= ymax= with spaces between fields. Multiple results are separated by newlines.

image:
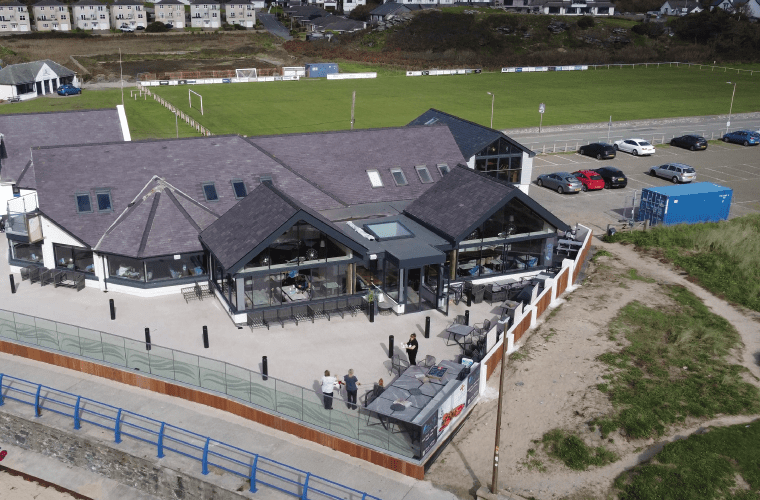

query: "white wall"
xmin=39 ymin=215 xmax=86 ymax=271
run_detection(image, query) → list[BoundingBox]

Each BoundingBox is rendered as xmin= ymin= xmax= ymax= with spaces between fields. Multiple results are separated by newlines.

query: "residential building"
xmin=0 ymin=60 xmax=76 ymax=102
xmin=342 ymin=0 xmax=366 ymax=14
xmin=155 ymin=0 xmax=186 ymax=28
xmin=72 ymin=0 xmax=109 ymax=30
xmin=110 ymin=0 xmax=146 ymax=30
xmin=224 ymin=0 xmax=256 ymax=27
xmin=531 ymin=0 xmax=615 ymax=15
xmin=0 ymin=0 xmax=31 ymax=33
xmin=31 ymin=0 xmax=70 ymax=31
xmin=659 ymin=0 xmax=702 ymax=15
xmin=190 ymin=0 xmax=220 ymax=28
xmin=710 ymin=0 xmax=760 ymax=16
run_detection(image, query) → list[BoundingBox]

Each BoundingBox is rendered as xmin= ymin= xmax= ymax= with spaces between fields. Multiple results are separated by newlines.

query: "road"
xmin=258 ymin=12 xmax=292 ymax=40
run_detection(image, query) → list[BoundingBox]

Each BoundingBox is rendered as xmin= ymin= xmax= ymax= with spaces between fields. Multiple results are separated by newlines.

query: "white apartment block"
xmin=342 ymin=0 xmax=367 ymax=13
xmin=72 ymin=0 xmax=109 ymax=30
xmin=224 ymin=0 xmax=257 ymax=27
xmin=190 ymin=0 xmax=220 ymax=28
xmin=155 ymin=0 xmax=186 ymax=27
xmin=32 ymin=0 xmax=70 ymax=31
xmin=110 ymin=0 xmax=146 ymax=30
xmin=0 ymin=1 xmax=31 ymax=32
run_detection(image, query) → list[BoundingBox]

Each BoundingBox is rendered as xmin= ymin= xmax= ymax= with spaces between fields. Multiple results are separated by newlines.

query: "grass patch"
xmin=510 ymin=352 xmax=527 ymax=361
xmin=605 ymin=215 xmax=760 ymax=312
xmin=592 ymin=249 xmax=613 ymax=262
xmin=626 ymin=268 xmax=655 ymax=283
xmin=614 ymin=420 xmax=760 ymax=499
xmin=540 ymin=429 xmax=617 ymax=470
xmin=592 ymin=285 xmax=760 ymax=440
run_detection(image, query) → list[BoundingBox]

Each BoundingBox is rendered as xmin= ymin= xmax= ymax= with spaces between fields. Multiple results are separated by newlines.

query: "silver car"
xmin=536 ymin=172 xmax=583 ymax=194
xmin=648 ymin=163 xmax=696 ymax=183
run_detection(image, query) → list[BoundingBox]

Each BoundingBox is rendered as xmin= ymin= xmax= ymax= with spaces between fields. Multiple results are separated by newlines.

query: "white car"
xmin=614 ymin=138 xmax=656 ymax=156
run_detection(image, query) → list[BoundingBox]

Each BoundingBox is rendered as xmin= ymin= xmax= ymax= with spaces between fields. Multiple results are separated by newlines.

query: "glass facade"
xmin=54 ymin=244 xmax=95 ymax=273
xmin=9 ymin=240 xmax=43 ymax=264
xmin=241 ymin=263 xmax=351 ymax=310
xmin=455 ymin=239 xmax=545 ymax=278
xmin=108 ymin=252 xmax=206 ymax=283
xmin=108 ymin=255 xmax=145 ymax=282
xmin=384 ymin=260 xmax=400 ymax=302
xmin=463 ymin=198 xmax=555 ymax=243
xmin=474 ymin=138 xmax=523 ymax=184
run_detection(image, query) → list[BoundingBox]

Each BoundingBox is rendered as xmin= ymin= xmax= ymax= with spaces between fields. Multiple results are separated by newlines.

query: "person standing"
xmin=406 ymin=333 xmax=419 ymax=366
xmin=344 ymin=369 xmax=361 ymax=410
xmin=321 ymin=370 xmax=338 ymax=410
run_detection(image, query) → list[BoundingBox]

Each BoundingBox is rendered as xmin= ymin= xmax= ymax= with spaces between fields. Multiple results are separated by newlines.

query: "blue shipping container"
xmin=304 ymin=63 xmax=339 ymax=78
xmin=637 ymin=182 xmax=733 ymax=226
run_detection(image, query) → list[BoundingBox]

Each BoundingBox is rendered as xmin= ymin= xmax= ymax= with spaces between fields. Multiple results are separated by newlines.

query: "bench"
xmin=182 ymin=281 xmax=214 ymax=303
xmin=8 ymin=96 xmax=20 ymax=103
xmin=54 ymin=270 xmax=86 ymax=291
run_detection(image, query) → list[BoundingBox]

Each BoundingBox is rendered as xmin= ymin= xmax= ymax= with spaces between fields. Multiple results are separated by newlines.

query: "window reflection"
xmin=54 ymin=244 xmax=95 ymax=273
xmin=9 ymin=240 xmax=43 ymax=264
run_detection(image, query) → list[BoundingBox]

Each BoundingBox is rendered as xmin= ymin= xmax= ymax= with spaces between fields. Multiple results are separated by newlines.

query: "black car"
xmin=578 ymin=142 xmax=616 ymax=160
xmin=670 ymin=134 xmax=707 ymax=151
xmin=592 ymin=166 xmax=628 ymax=189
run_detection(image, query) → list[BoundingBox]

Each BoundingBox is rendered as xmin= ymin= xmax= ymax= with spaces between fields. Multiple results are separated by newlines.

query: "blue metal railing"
xmin=0 ymin=373 xmax=381 ymax=500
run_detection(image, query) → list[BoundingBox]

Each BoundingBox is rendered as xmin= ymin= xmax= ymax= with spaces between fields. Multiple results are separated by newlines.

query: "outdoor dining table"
xmin=446 ymin=323 xmax=475 ymax=348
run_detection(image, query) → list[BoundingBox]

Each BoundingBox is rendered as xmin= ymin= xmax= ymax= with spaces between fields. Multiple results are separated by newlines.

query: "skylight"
xmin=96 ymin=190 xmax=112 ymax=212
xmin=76 ymin=193 xmax=92 ymax=213
xmin=202 ymin=182 xmax=219 ymax=202
xmin=364 ymin=221 xmax=414 ymax=240
xmin=415 ymin=166 xmax=433 ymax=184
xmin=367 ymin=170 xmax=383 ymax=188
xmin=437 ymin=164 xmax=450 ymax=176
xmin=231 ymin=180 xmax=247 ymax=199
xmin=424 ymin=118 xmax=439 ymax=126
xmin=390 ymin=168 xmax=408 ymax=186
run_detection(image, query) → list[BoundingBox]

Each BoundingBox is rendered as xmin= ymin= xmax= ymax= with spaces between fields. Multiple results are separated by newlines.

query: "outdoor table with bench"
xmin=446 ymin=323 xmax=475 ymax=348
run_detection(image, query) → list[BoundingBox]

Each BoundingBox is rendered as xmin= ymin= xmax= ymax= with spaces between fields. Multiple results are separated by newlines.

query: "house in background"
xmin=155 ymin=0 xmax=186 ymax=27
xmin=72 ymin=0 xmax=110 ymax=30
xmin=110 ymin=0 xmax=146 ymax=30
xmin=224 ymin=0 xmax=257 ymax=27
xmin=659 ymin=0 xmax=702 ymax=15
xmin=190 ymin=0 xmax=220 ymax=28
xmin=341 ymin=0 xmax=366 ymax=14
xmin=0 ymin=0 xmax=31 ymax=33
xmin=532 ymin=0 xmax=615 ymax=15
xmin=0 ymin=60 xmax=76 ymax=102
xmin=710 ymin=0 xmax=760 ymax=16
xmin=31 ymin=0 xmax=70 ymax=31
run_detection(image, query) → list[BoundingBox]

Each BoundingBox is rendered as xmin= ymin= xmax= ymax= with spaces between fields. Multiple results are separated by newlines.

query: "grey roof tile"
xmin=0 ymin=59 xmax=75 ymax=87
xmin=0 ymin=108 xmax=124 ymax=185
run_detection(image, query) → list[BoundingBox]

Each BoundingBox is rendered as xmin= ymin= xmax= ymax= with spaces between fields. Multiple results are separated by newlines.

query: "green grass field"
xmin=145 ymin=64 xmax=760 ymax=137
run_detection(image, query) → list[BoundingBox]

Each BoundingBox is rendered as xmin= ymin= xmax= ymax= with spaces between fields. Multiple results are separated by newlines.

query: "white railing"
xmin=7 ymin=191 xmax=38 ymax=214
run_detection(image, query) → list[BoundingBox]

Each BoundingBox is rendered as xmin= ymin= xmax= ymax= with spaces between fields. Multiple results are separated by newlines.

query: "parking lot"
xmin=528 ymin=141 xmax=760 ymax=233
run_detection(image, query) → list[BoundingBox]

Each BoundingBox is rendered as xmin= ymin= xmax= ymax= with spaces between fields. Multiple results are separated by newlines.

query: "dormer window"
xmin=390 ymin=168 xmax=407 ymax=186
xmin=415 ymin=165 xmax=433 ymax=184
xmin=76 ymin=192 xmax=92 ymax=213
xmin=367 ymin=169 xmax=383 ymax=188
xmin=96 ymin=189 xmax=113 ymax=212
xmin=437 ymin=164 xmax=450 ymax=176
xmin=231 ymin=180 xmax=247 ymax=199
xmin=202 ymin=182 xmax=219 ymax=201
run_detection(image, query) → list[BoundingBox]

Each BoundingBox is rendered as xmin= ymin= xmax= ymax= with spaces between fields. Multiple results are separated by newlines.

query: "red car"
xmin=572 ymin=170 xmax=605 ymax=192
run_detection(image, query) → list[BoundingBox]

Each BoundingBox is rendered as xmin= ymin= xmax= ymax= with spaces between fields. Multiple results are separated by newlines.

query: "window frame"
xmin=202 ymin=182 xmax=220 ymax=202
xmin=437 ymin=163 xmax=450 ymax=176
xmin=231 ymin=179 xmax=247 ymax=199
xmin=95 ymin=189 xmax=113 ymax=213
xmin=415 ymin=165 xmax=433 ymax=184
xmin=390 ymin=168 xmax=408 ymax=187
xmin=75 ymin=192 xmax=93 ymax=214
xmin=366 ymin=169 xmax=383 ymax=188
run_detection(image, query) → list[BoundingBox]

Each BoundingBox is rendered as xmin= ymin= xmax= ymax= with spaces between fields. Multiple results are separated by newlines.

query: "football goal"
xmin=235 ymin=68 xmax=258 ymax=79
xmin=189 ymin=89 xmax=204 ymax=116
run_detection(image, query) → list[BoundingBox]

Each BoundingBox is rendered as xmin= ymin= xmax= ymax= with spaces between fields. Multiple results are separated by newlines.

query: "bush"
xmin=576 ymin=16 xmax=595 ymax=29
xmin=348 ymin=1 xmax=380 ymax=21
xmin=145 ymin=21 xmax=170 ymax=32
xmin=631 ymin=21 xmax=664 ymax=38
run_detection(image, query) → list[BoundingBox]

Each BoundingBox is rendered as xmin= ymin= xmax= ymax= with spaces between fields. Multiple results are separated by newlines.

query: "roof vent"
xmin=260 ymin=175 xmax=273 ymax=186
xmin=424 ymin=118 xmax=439 ymax=126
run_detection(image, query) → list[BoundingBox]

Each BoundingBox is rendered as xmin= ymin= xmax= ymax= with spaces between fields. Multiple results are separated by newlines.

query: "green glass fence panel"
xmin=56 ymin=323 xmax=81 ymax=355
xmin=224 ymin=364 xmax=251 ymax=402
xmin=124 ymin=338 xmax=150 ymax=373
xmin=302 ymin=399 xmax=331 ymax=430
xmin=199 ymin=357 xmax=226 ymax=393
xmin=100 ymin=332 xmax=127 ymax=367
xmin=329 ymin=407 xmax=360 ymax=440
xmin=357 ymin=413 xmax=391 ymax=451
xmin=249 ymin=376 xmax=276 ymax=411
xmin=0 ymin=311 xmax=18 ymax=340
xmin=13 ymin=314 xmax=38 ymax=345
xmin=78 ymin=328 xmax=104 ymax=361
xmin=387 ymin=422 xmax=417 ymax=459
xmin=148 ymin=346 xmax=176 ymax=380
xmin=275 ymin=380 xmax=303 ymax=421
xmin=172 ymin=351 xmax=200 ymax=386
xmin=34 ymin=318 xmax=59 ymax=350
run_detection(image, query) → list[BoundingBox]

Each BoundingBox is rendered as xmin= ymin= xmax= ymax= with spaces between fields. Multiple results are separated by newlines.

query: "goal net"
xmin=235 ymin=68 xmax=258 ymax=79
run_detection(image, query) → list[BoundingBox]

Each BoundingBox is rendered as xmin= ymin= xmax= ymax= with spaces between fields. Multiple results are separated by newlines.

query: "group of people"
xmin=319 ymin=333 xmax=419 ymax=410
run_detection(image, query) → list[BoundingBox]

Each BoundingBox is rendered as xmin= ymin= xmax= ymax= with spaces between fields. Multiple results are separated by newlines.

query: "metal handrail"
xmin=0 ymin=373 xmax=382 ymax=500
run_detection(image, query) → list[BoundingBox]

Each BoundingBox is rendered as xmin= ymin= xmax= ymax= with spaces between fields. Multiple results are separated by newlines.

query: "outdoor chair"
xmin=391 ymin=354 xmax=409 ymax=376
xmin=247 ymin=311 xmax=265 ymax=330
xmin=362 ymin=383 xmax=385 ymax=408
xmin=292 ymin=304 xmax=312 ymax=324
xmin=454 ymin=314 xmax=467 ymax=326
xmin=40 ymin=268 xmax=58 ymax=287
xmin=278 ymin=306 xmax=297 ymax=326
xmin=485 ymin=284 xmax=508 ymax=305
xmin=29 ymin=266 xmax=46 ymax=284
xmin=421 ymin=355 xmax=437 ymax=368
xmin=347 ymin=296 xmax=364 ymax=316
xmin=262 ymin=309 xmax=281 ymax=329
xmin=308 ymin=302 xmax=329 ymax=321
xmin=471 ymin=284 xmax=486 ymax=304
xmin=323 ymin=299 xmax=343 ymax=319
xmin=182 ymin=285 xmax=199 ymax=303
xmin=337 ymin=297 xmax=351 ymax=316
xmin=474 ymin=319 xmax=491 ymax=341
xmin=20 ymin=266 xmax=32 ymax=281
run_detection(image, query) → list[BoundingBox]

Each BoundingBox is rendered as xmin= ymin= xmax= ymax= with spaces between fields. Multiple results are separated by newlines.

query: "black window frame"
xmin=202 ymin=182 xmax=219 ymax=202
xmin=390 ymin=168 xmax=408 ymax=187
xmin=75 ymin=192 xmax=93 ymax=214
xmin=231 ymin=179 xmax=247 ymax=199
xmin=415 ymin=165 xmax=433 ymax=184
xmin=95 ymin=189 xmax=113 ymax=213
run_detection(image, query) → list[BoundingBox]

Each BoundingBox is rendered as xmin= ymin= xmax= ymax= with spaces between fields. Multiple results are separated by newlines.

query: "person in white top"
xmin=321 ymin=370 xmax=339 ymax=409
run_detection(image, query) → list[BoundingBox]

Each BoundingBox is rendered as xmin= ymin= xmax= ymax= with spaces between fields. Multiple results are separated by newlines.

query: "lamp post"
xmin=726 ymin=81 xmax=736 ymax=128
xmin=487 ymin=92 xmax=495 ymax=129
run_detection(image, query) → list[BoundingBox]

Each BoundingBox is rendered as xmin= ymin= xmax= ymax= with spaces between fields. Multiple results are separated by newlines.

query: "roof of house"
xmin=27 ymin=135 xmax=342 ymax=255
xmin=249 ymin=125 xmax=466 ymax=207
xmin=155 ymin=0 xmax=185 ymax=5
xmin=73 ymin=0 xmax=104 ymax=5
xmin=369 ymin=2 xmax=410 ymax=15
xmin=0 ymin=59 xmax=75 ymax=86
xmin=283 ymin=5 xmax=328 ymax=18
xmin=662 ymin=0 xmax=701 ymax=8
xmin=0 ymin=109 xmax=124 ymax=185
xmin=111 ymin=0 xmax=145 ymax=5
xmin=32 ymin=0 xmax=66 ymax=6
xmin=0 ymin=1 xmax=27 ymax=7
xmin=309 ymin=14 xmax=365 ymax=31
xmin=407 ymin=108 xmax=535 ymax=160
xmin=403 ymin=166 xmax=568 ymax=242
xmin=200 ymin=182 xmax=366 ymax=272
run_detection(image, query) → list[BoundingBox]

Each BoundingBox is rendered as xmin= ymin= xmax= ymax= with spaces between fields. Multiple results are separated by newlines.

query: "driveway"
xmin=258 ymin=12 xmax=292 ymax=40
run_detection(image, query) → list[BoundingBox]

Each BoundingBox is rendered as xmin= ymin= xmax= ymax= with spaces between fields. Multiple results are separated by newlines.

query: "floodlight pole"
xmin=607 ymin=115 xmax=611 ymax=143
xmin=487 ymin=92 xmax=495 ymax=129
xmin=350 ymin=91 xmax=356 ymax=130
xmin=175 ymin=112 xmax=179 ymax=138
xmin=490 ymin=323 xmax=509 ymax=494
xmin=726 ymin=81 xmax=736 ymax=128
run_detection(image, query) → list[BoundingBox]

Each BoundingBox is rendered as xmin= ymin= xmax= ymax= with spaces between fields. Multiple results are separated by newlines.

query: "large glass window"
xmin=474 ymin=138 xmax=523 ymax=184
xmin=96 ymin=190 xmax=112 ymax=212
xmin=464 ymin=198 xmax=555 ymax=243
xmin=145 ymin=253 xmax=206 ymax=281
xmin=76 ymin=193 xmax=92 ymax=213
xmin=54 ymin=244 xmax=94 ymax=273
xmin=384 ymin=260 xmax=400 ymax=302
xmin=9 ymin=240 xmax=43 ymax=263
xmin=108 ymin=255 xmax=145 ymax=281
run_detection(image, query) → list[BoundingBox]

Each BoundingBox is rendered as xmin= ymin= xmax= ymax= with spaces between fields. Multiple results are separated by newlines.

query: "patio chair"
xmin=471 ymin=284 xmax=486 ymax=304
xmin=292 ymin=304 xmax=312 ymax=324
xmin=308 ymin=302 xmax=329 ymax=321
xmin=40 ymin=268 xmax=57 ymax=287
xmin=347 ymin=296 xmax=364 ymax=316
xmin=391 ymin=354 xmax=409 ymax=376
xmin=485 ymin=284 xmax=508 ymax=305
xmin=421 ymin=355 xmax=436 ymax=368
xmin=323 ymin=299 xmax=343 ymax=319
xmin=362 ymin=382 xmax=385 ymax=408
xmin=262 ymin=309 xmax=281 ymax=329
xmin=454 ymin=314 xmax=467 ymax=326
xmin=278 ymin=306 xmax=297 ymax=326
xmin=474 ymin=318 xmax=491 ymax=341
xmin=29 ymin=266 xmax=46 ymax=284
xmin=337 ymin=297 xmax=351 ymax=316
xmin=247 ymin=311 xmax=265 ymax=330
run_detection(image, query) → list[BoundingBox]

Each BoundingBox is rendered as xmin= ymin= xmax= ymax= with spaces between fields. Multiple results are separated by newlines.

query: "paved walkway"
xmin=258 ymin=13 xmax=292 ymax=40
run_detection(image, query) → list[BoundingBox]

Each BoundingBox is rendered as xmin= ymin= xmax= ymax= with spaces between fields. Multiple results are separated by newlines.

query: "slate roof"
xmin=73 ymin=0 xmax=103 ymax=5
xmin=28 ymin=135 xmax=342 ymax=256
xmin=0 ymin=1 xmax=27 ymax=7
xmin=283 ymin=5 xmax=328 ymax=18
xmin=32 ymin=0 xmax=66 ymax=6
xmin=407 ymin=108 xmax=535 ymax=160
xmin=403 ymin=165 xmax=567 ymax=242
xmin=0 ymin=59 xmax=75 ymax=86
xmin=249 ymin=125 xmax=465 ymax=207
xmin=370 ymin=2 xmax=410 ymax=15
xmin=111 ymin=0 xmax=145 ymax=5
xmin=309 ymin=15 xmax=365 ymax=32
xmin=0 ymin=109 xmax=124 ymax=185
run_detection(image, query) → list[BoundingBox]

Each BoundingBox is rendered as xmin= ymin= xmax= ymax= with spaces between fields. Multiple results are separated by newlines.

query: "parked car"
xmin=536 ymin=172 xmax=583 ymax=194
xmin=613 ymin=138 xmax=656 ymax=156
xmin=648 ymin=163 xmax=697 ymax=183
xmin=56 ymin=84 xmax=81 ymax=96
xmin=578 ymin=142 xmax=616 ymax=160
xmin=120 ymin=24 xmax=134 ymax=32
xmin=670 ymin=134 xmax=707 ymax=151
xmin=136 ymin=25 xmax=145 ymax=30
xmin=592 ymin=166 xmax=628 ymax=189
xmin=571 ymin=170 xmax=605 ymax=191
xmin=722 ymin=130 xmax=760 ymax=146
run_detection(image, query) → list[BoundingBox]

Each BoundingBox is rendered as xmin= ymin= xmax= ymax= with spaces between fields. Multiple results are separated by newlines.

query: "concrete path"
xmin=258 ymin=13 xmax=292 ymax=40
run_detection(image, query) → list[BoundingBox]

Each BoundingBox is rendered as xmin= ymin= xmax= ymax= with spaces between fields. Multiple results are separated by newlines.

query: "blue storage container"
xmin=304 ymin=63 xmax=339 ymax=78
xmin=637 ymin=183 xmax=733 ymax=226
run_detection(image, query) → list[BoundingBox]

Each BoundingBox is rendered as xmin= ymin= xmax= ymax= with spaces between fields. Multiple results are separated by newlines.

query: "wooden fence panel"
xmin=573 ymin=231 xmax=592 ymax=283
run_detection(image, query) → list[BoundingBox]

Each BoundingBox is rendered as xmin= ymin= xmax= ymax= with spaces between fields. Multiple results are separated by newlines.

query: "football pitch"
xmin=149 ymin=64 xmax=760 ymax=137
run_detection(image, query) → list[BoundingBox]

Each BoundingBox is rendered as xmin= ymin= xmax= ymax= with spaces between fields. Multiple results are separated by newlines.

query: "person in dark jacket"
xmin=343 ymin=369 xmax=361 ymax=410
xmin=406 ymin=333 xmax=418 ymax=365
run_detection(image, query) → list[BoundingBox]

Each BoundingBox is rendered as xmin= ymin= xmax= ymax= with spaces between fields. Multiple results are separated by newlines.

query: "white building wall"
xmin=520 ymin=152 xmax=533 ymax=195
xmin=39 ymin=215 xmax=86 ymax=272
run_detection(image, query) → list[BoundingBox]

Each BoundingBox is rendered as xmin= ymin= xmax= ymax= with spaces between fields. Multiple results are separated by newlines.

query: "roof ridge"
xmin=94 ymin=175 xmax=162 ymax=251
xmin=32 ymin=133 xmax=242 ymax=151
xmin=164 ymin=189 xmax=202 ymax=233
xmin=137 ymin=192 xmax=161 ymax=258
